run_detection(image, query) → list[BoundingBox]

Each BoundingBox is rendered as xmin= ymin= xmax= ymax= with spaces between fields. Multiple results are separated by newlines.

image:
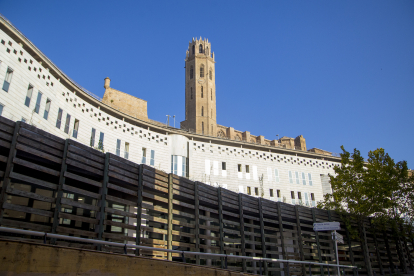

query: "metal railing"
xmin=0 ymin=226 xmax=358 ymax=276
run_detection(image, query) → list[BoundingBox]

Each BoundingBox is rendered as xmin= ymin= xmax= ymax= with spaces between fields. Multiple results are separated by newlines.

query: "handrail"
xmin=0 ymin=226 xmax=357 ymax=270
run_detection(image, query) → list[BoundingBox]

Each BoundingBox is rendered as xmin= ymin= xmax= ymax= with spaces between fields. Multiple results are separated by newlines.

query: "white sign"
xmin=313 ymin=222 xmax=340 ymax=231
xmin=333 ymin=232 xmax=344 ymax=244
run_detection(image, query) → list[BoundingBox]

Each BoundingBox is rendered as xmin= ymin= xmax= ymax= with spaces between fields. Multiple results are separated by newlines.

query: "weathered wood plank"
xmin=64 ymin=171 xmax=102 ymax=188
xmin=107 ymin=183 xmax=137 ymax=196
xmin=108 ymin=171 xmax=138 ymax=186
xmin=1 ymin=218 xmax=51 ymax=232
xmin=62 ymin=184 xmax=101 ymax=199
xmin=106 ymin=195 xmax=136 ymax=207
xmin=9 ymin=172 xmax=58 ymax=190
xmin=59 ymin=212 xmax=99 ymax=225
xmin=57 ymin=226 xmax=97 ymax=238
xmin=105 ymin=207 xmax=136 ymax=218
xmin=16 ymin=143 xmax=62 ymax=164
xmin=17 ymin=135 xmax=63 ymax=157
xmin=66 ymin=159 xmax=103 ymax=176
xmin=19 ymin=127 xmax=64 ymax=150
xmin=3 ymin=202 xmax=53 ymax=217
xmin=61 ymin=198 xmax=99 ymax=211
xmin=68 ymin=144 xmax=104 ymax=163
xmin=20 ymin=123 xmax=65 ymax=144
xmin=13 ymin=157 xmax=60 ymax=177
xmin=7 ymin=187 xmax=56 ymax=203
xmin=67 ymin=151 xmax=104 ymax=171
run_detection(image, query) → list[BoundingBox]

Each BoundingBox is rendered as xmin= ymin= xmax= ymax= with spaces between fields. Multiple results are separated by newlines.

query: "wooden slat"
xmin=108 ymin=171 xmax=138 ymax=186
xmin=13 ymin=157 xmax=60 ymax=177
xmin=3 ymin=202 xmax=53 ymax=217
xmin=9 ymin=172 xmax=58 ymax=190
xmin=56 ymin=226 xmax=97 ymax=238
xmin=107 ymin=183 xmax=137 ymax=196
xmin=19 ymin=128 xmax=64 ymax=151
xmin=62 ymin=184 xmax=101 ymax=199
xmin=0 ymin=139 xmax=11 ymax=149
xmin=6 ymin=187 xmax=56 ymax=203
xmin=61 ymin=198 xmax=99 ymax=211
xmin=105 ymin=207 xmax=136 ymax=218
xmin=16 ymin=143 xmax=62 ymax=164
xmin=20 ymin=123 xmax=65 ymax=144
xmin=17 ymin=135 xmax=63 ymax=157
xmin=106 ymin=195 xmax=136 ymax=206
xmin=67 ymin=151 xmax=104 ymax=171
xmin=59 ymin=212 xmax=99 ymax=224
xmin=68 ymin=144 xmax=104 ymax=164
xmin=66 ymin=159 xmax=103 ymax=176
xmin=64 ymin=171 xmax=102 ymax=188
xmin=1 ymin=218 xmax=51 ymax=232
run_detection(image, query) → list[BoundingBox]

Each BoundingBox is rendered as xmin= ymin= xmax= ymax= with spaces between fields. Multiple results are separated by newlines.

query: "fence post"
xmin=328 ymin=211 xmax=340 ymax=276
xmin=371 ymin=222 xmax=384 ymax=275
xmin=277 ymin=202 xmax=288 ymax=276
xmin=167 ymin=174 xmax=173 ymax=261
xmin=238 ymin=193 xmax=246 ymax=272
xmin=295 ymin=205 xmax=306 ymax=276
xmin=393 ymin=228 xmax=408 ymax=274
xmin=360 ymin=222 xmax=373 ymax=276
xmin=383 ymin=230 xmax=394 ymax=273
xmin=344 ymin=216 xmax=356 ymax=276
xmin=218 ymin=187 xmax=224 ymax=268
xmin=135 ymin=164 xmax=144 ymax=256
xmin=312 ymin=208 xmax=324 ymax=276
xmin=51 ymin=139 xmax=70 ymax=243
xmin=95 ymin=152 xmax=109 ymax=250
xmin=0 ymin=121 xmax=21 ymax=225
xmin=258 ymin=198 xmax=268 ymax=275
xmin=194 ymin=182 xmax=200 ymax=265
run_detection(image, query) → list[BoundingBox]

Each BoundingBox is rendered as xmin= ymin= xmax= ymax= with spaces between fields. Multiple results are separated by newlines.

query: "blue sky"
xmin=2 ymin=1 xmax=414 ymax=167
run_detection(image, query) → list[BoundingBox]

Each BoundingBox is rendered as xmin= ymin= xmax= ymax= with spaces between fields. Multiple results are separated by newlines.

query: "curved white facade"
xmin=0 ymin=15 xmax=339 ymax=206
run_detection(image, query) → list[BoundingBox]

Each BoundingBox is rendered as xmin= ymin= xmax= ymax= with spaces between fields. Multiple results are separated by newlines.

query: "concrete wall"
xmin=0 ymin=239 xmax=251 ymax=276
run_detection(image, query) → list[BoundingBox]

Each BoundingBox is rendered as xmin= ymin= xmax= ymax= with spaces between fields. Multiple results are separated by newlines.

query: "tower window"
xmin=211 ymin=125 xmax=213 ymax=134
xmin=201 ymin=106 xmax=204 ymax=116
xmin=209 ymin=70 xmax=212 ymax=80
xmin=192 ymin=45 xmax=195 ymax=55
xmin=190 ymin=66 xmax=193 ymax=79
xmin=211 ymin=89 xmax=213 ymax=100
xmin=202 ymin=122 xmax=204 ymax=135
xmin=201 ymin=86 xmax=203 ymax=98
xmin=199 ymin=44 xmax=203 ymax=53
xmin=206 ymin=47 xmax=209 ymax=55
xmin=191 ymin=87 xmax=193 ymax=99
xmin=200 ymin=65 xmax=204 ymax=78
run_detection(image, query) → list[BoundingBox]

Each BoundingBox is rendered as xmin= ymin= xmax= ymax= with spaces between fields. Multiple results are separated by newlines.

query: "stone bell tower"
xmin=180 ymin=37 xmax=216 ymax=136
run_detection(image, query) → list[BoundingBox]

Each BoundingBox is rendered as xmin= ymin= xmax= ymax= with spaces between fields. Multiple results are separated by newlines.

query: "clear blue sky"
xmin=2 ymin=1 xmax=414 ymax=167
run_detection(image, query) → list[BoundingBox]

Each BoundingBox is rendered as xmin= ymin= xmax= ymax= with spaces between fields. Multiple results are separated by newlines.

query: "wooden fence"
xmin=0 ymin=117 xmax=412 ymax=276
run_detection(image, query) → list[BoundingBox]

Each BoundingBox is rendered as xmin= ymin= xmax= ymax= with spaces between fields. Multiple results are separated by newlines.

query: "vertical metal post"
xmin=277 ymin=202 xmax=288 ymax=276
xmin=329 ymin=211 xmax=340 ymax=276
xmin=135 ymin=164 xmax=144 ymax=256
xmin=217 ymin=187 xmax=224 ymax=268
xmin=0 ymin=121 xmax=21 ymax=224
xmin=96 ymin=152 xmax=109 ymax=250
xmin=258 ymin=198 xmax=268 ymax=275
xmin=51 ymin=139 xmax=70 ymax=242
xmin=295 ymin=205 xmax=306 ymax=276
xmin=167 ymin=174 xmax=173 ymax=261
xmin=312 ymin=208 xmax=324 ymax=276
xmin=194 ymin=182 xmax=200 ymax=265
xmin=238 ymin=194 xmax=246 ymax=272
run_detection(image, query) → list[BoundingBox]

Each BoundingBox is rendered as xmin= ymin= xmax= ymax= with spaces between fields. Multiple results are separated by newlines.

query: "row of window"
xmin=189 ymin=65 xmax=212 ymax=80
xmin=245 ymin=187 xmax=315 ymax=204
xmin=190 ymin=87 xmax=214 ymax=100
xmin=288 ymin=171 xmax=313 ymax=186
xmin=191 ymin=44 xmax=209 ymax=55
xmin=56 ymin=108 xmax=79 ymax=138
xmin=24 ymin=84 xmax=52 ymax=119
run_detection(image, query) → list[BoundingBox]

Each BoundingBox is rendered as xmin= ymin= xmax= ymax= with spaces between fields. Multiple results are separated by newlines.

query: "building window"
xmin=25 ymin=84 xmax=33 ymax=107
xmin=199 ymin=44 xmax=203 ymax=53
xmin=201 ymin=106 xmax=204 ymax=116
xmin=291 ymin=191 xmax=295 ymax=204
xmin=302 ymin=172 xmax=306 ymax=185
xmin=238 ymin=164 xmax=242 ymax=172
xmin=90 ymin=128 xmax=96 ymax=147
xmin=2 ymin=67 xmax=13 ymax=92
xmin=34 ymin=91 xmax=42 ymax=114
xmin=43 ymin=98 xmax=51 ymax=120
xmin=245 ymin=165 xmax=250 ymax=173
xmin=298 ymin=192 xmax=302 ymax=200
xmin=288 ymin=171 xmax=293 ymax=184
xmin=98 ymin=132 xmax=104 ymax=150
xmin=190 ymin=87 xmax=193 ymax=99
xmin=270 ymin=189 xmax=274 ymax=197
xmin=200 ymin=65 xmax=204 ymax=78
xmin=142 ymin=148 xmax=147 ymax=164
xmin=222 ymin=162 xmax=226 ymax=170
xmin=190 ymin=66 xmax=193 ymax=79
xmin=277 ymin=189 xmax=281 ymax=198
xmin=72 ymin=119 xmax=79 ymax=139
xmin=209 ymin=70 xmax=212 ymax=80
xmin=275 ymin=169 xmax=280 ymax=182
xmin=247 ymin=187 xmax=251 ymax=195
xmin=64 ymin=114 xmax=71 ymax=134
xmin=254 ymin=187 xmax=259 ymax=196
xmin=124 ymin=142 xmax=129 ymax=159
xmin=116 ymin=139 xmax=121 ymax=156
xmin=171 ymin=155 xmax=187 ymax=177
xmin=150 ymin=150 xmax=155 ymax=166
xmin=192 ymin=45 xmax=195 ymax=55
xmin=56 ymin=108 xmax=63 ymax=129
xmin=0 ymin=103 xmax=3 ymax=116
xmin=295 ymin=171 xmax=300 ymax=184
xmin=201 ymin=86 xmax=203 ymax=98
xmin=308 ymin=173 xmax=313 ymax=186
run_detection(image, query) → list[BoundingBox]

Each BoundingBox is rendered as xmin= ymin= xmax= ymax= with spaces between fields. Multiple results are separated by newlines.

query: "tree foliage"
xmin=318 ymin=146 xmax=414 ymax=231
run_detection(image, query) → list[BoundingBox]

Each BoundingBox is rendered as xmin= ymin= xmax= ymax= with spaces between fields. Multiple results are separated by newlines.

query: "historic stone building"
xmin=0 ymin=15 xmax=339 ymax=206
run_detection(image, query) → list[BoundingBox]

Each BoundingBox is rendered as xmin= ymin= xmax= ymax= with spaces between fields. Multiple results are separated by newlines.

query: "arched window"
xmin=201 ymin=106 xmax=204 ymax=116
xmin=192 ymin=45 xmax=195 ymax=55
xmin=202 ymin=122 xmax=204 ymax=135
xmin=191 ymin=87 xmax=193 ymax=99
xmin=199 ymin=44 xmax=203 ymax=53
xmin=209 ymin=70 xmax=212 ymax=80
xmin=206 ymin=47 xmax=209 ymax=55
xmin=190 ymin=66 xmax=193 ymax=79
xmin=201 ymin=86 xmax=203 ymax=98
xmin=200 ymin=65 xmax=204 ymax=78
xmin=211 ymin=89 xmax=212 ymax=100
